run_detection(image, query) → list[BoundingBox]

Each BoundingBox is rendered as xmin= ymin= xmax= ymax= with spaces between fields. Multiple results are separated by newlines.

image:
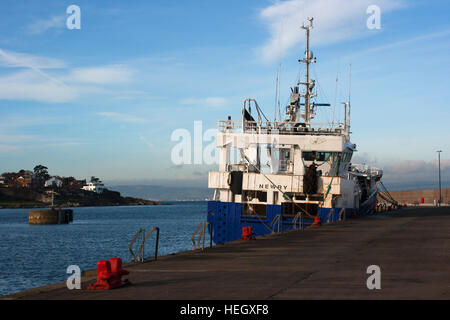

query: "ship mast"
xmin=299 ymin=17 xmax=316 ymax=125
xmin=286 ymin=17 xmax=328 ymax=125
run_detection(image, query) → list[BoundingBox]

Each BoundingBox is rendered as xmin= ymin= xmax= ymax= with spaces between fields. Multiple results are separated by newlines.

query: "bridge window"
xmin=302 ymin=151 xmax=331 ymax=161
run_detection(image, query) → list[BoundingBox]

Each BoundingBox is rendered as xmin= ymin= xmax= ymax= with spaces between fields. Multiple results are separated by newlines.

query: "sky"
xmin=0 ymin=0 xmax=449 ymax=190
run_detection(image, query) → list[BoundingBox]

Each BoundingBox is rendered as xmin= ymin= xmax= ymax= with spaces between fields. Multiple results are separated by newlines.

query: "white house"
xmin=82 ymin=182 xmax=105 ymax=193
xmin=44 ymin=177 xmax=63 ymax=188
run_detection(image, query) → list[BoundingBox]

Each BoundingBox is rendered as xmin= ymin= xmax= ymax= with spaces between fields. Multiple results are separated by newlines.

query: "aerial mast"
xmin=286 ymin=17 xmax=328 ymax=125
xmin=299 ymin=17 xmax=316 ymax=125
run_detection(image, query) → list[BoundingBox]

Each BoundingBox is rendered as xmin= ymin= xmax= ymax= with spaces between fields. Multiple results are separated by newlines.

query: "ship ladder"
xmin=292 ymin=212 xmax=304 ymax=230
xmin=129 ymin=227 xmax=160 ymax=263
xmin=326 ymin=208 xmax=335 ymax=224
xmin=192 ymin=222 xmax=212 ymax=251
xmin=129 ymin=228 xmax=143 ymax=262
xmin=270 ymin=214 xmax=282 ymax=234
xmin=137 ymin=227 xmax=160 ymax=262
xmin=338 ymin=208 xmax=346 ymax=221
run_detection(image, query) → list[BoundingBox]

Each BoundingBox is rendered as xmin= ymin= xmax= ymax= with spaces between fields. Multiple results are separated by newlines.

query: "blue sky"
xmin=0 ymin=0 xmax=449 ymax=189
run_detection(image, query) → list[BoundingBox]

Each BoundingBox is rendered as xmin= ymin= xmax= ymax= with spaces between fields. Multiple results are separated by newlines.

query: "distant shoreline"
xmin=0 ymin=187 xmax=169 ymax=209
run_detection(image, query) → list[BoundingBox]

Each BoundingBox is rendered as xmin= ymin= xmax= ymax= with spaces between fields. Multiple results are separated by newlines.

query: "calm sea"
xmin=0 ymin=202 xmax=207 ymax=296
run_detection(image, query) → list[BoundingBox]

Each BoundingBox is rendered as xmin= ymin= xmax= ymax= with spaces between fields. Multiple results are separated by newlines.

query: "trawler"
xmin=207 ymin=18 xmax=382 ymax=244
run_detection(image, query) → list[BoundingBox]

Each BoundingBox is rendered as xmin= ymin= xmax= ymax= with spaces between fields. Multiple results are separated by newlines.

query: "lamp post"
xmin=437 ymin=150 xmax=442 ymax=207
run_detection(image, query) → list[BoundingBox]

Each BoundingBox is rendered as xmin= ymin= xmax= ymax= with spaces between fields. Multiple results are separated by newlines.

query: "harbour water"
xmin=0 ymin=202 xmax=206 ymax=296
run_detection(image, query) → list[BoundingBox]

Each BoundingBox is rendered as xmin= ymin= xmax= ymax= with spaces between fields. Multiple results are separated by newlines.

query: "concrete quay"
xmin=4 ymin=207 xmax=449 ymax=300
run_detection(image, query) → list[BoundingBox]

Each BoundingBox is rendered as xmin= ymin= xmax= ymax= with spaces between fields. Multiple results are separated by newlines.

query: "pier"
xmin=4 ymin=207 xmax=449 ymax=300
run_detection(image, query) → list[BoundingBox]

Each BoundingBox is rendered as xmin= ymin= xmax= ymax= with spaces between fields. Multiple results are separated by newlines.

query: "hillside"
xmin=0 ymin=187 xmax=166 ymax=208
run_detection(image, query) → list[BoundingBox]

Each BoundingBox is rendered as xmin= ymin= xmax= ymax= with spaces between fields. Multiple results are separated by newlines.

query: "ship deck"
xmin=4 ymin=207 xmax=449 ymax=300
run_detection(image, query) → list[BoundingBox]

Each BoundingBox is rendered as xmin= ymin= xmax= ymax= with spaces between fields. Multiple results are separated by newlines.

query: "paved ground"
xmin=4 ymin=207 xmax=450 ymax=300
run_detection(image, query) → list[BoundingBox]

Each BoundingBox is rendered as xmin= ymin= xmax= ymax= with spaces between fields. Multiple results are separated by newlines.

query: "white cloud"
xmin=0 ymin=70 xmax=76 ymax=103
xmin=0 ymin=49 xmax=138 ymax=102
xmin=97 ymin=112 xmax=147 ymax=124
xmin=28 ymin=16 xmax=65 ymax=34
xmin=354 ymin=28 xmax=450 ymax=57
xmin=258 ymin=0 xmax=405 ymax=62
xmin=0 ymin=48 xmax=73 ymax=102
xmin=181 ymin=97 xmax=227 ymax=108
xmin=69 ymin=65 xmax=133 ymax=84
xmin=0 ymin=48 xmax=66 ymax=69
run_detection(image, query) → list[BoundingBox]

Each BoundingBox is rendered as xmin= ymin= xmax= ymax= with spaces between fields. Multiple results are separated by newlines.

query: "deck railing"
xmin=218 ymin=120 xmax=345 ymax=136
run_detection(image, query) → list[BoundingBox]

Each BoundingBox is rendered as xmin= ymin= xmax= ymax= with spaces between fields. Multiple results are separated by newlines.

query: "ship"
xmin=207 ymin=17 xmax=383 ymax=244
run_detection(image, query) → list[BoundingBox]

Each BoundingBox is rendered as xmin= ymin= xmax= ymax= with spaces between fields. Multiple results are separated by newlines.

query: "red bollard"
xmin=87 ymin=260 xmax=114 ymax=290
xmin=312 ymin=216 xmax=321 ymax=226
xmin=87 ymin=258 xmax=130 ymax=290
xmin=110 ymin=257 xmax=129 ymax=276
xmin=239 ymin=226 xmax=255 ymax=240
xmin=109 ymin=257 xmax=130 ymax=288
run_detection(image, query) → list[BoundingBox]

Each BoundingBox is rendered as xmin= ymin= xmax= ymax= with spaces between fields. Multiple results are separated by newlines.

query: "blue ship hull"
xmin=207 ymin=191 xmax=378 ymax=244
